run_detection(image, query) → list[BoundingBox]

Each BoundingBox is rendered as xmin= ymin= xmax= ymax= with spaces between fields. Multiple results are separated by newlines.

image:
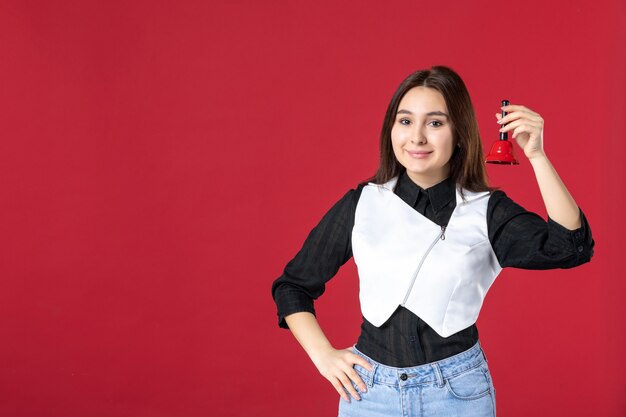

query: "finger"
xmin=505 ymin=123 xmax=542 ymax=139
xmin=331 ymin=378 xmax=351 ymax=402
xmin=339 ymin=373 xmax=361 ymax=401
xmin=499 ymin=111 xmax=542 ymax=125
xmin=501 ymin=104 xmax=540 ymax=117
xmin=512 ymin=125 xmax=541 ymax=139
xmin=353 ymin=355 xmax=374 ymax=372
xmin=340 ymin=348 xmax=374 ymax=371
xmin=498 ymin=119 xmax=541 ymax=133
xmin=346 ymin=367 xmax=368 ymax=392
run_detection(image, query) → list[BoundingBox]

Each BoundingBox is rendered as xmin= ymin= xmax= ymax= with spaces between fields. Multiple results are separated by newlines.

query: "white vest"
xmin=351 ymin=177 xmax=503 ymax=337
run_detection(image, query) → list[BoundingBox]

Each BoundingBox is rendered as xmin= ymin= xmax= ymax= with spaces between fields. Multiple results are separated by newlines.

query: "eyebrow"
xmin=396 ymin=109 xmax=449 ymax=119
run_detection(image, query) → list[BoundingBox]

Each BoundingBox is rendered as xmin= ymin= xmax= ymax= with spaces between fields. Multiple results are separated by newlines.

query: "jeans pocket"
xmin=445 ymin=365 xmax=492 ymax=400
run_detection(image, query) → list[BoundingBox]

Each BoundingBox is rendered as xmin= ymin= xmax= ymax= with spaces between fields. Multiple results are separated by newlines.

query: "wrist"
xmin=308 ymin=343 xmax=334 ymax=361
xmin=528 ymin=151 xmax=548 ymax=164
xmin=308 ymin=344 xmax=336 ymax=369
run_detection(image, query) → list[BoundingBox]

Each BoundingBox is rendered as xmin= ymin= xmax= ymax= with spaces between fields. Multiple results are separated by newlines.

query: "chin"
xmin=405 ymin=165 xmax=432 ymax=176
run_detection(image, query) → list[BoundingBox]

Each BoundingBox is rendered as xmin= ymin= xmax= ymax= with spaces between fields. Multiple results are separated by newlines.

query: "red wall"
xmin=1 ymin=1 xmax=624 ymax=416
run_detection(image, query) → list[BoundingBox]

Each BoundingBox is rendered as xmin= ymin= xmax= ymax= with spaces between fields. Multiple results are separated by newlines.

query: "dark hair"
xmin=365 ymin=65 xmax=492 ymax=194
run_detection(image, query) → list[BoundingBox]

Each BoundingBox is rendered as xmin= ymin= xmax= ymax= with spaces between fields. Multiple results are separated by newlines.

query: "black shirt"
xmin=271 ymin=171 xmax=594 ymax=367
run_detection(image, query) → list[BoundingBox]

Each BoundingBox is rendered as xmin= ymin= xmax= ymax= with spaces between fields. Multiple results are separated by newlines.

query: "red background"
xmin=1 ymin=1 xmax=624 ymax=416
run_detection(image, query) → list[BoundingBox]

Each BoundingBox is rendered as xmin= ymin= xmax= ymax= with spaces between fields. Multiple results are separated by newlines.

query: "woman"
xmin=271 ymin=66 xmax=593 ymax=417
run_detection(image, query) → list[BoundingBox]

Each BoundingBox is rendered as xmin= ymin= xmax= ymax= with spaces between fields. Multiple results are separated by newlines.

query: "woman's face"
xmin=391 ymin=86 xmax=455 ymax=188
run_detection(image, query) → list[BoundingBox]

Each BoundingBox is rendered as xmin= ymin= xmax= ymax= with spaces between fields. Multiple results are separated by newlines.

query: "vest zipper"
xmin=401 ymin=225 xmax=447 ymax=306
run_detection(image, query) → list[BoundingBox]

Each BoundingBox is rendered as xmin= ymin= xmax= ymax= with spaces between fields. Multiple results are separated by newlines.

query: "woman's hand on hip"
xmin=310 ymin=346 xmax=374 ymax=402
xmin=496 ymin=104 xmax=546 ymax=160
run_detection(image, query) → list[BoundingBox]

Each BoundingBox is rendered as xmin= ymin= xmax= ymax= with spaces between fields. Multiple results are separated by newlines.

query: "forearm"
xmin=529 ymin=153 xmax=581 ymax=230
xmin=284 ymin=312 xmax=334 ymax=363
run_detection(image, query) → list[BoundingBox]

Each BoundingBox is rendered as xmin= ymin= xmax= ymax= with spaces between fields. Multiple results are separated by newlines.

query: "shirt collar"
xmin=395 ymin=171 xmax=456 ymax=212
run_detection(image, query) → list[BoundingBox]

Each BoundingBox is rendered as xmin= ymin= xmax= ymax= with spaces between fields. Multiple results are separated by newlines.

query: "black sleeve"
xmin=271 ymin=185 xmax=363 ymax=329
xmin=487 ymin=190 xmax=594 ymax=269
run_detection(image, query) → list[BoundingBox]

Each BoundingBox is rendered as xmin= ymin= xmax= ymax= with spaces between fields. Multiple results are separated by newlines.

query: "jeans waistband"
xmin=352 ymin=341 xmax=488 ymax=388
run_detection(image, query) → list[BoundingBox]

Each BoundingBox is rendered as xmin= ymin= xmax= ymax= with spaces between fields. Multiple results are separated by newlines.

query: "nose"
xmin=411 ymin=129 xmax=427 ymax=145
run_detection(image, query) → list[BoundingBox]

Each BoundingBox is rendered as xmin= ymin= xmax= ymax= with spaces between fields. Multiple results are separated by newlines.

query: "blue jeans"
xmin=338 ymin=341 xmax=496 ymax=417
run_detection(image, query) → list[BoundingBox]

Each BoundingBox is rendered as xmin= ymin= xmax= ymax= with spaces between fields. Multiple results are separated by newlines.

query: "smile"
xmin=407 ymin=150 xmax=433 ymax=159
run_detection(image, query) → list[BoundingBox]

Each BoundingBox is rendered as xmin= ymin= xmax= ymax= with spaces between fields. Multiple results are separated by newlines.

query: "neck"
xmin=405 ymin=170 xmax=450 ymax=190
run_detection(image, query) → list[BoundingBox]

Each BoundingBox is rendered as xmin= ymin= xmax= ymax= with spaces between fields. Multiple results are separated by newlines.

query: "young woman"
xmin=271 ymin=66 xmax=594 ymax=417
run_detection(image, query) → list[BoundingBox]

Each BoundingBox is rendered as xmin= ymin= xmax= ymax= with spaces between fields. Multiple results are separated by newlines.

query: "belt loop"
xmin=431 ymin=362 xmax=444 ymax=388
xmin=367 ymin=363 xmax=377 ymax=388
xmin=478 ymin=342 xmax=488 ymax=363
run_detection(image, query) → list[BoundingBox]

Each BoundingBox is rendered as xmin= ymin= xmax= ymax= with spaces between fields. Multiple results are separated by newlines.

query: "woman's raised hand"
xmin=496 ymin=104 xmax=545 ymax=160
xmin=310 ymin=346 xmax=374 ymax=403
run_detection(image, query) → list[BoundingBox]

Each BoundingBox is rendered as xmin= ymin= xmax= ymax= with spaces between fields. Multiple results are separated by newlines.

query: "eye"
xmin=428 ymin=120 xmax=444 ymax=127
xmin=398 ymin=118 xmax=411 ymax=126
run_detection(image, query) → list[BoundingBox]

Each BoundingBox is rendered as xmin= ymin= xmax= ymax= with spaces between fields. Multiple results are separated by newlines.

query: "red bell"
xmin=485 ymin=139 xmax=519 ymax=165
xmin=485 ymin=99 xmax=519 ymax=165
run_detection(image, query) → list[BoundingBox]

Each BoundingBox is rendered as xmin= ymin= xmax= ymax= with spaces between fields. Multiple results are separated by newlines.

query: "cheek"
xmin=390 ymin=126 xmax=398 ymax=142
xmin=390 ymin=130 xmax=402 ymax=150
xmin=437 ymin=132 xmax=455 ymax=158
xmin=391 ymin=125 xmax=411 ymax=144
xmin=391 ymin=139 xmax=406 ymax=159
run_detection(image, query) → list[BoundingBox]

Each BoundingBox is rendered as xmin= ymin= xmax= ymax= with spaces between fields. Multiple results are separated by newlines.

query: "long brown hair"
xmin=365 ymin=66 xmax=492 ymax=193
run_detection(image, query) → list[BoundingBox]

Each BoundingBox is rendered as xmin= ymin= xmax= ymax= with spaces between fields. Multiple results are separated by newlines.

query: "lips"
xmin=406 ymin=150 xmax=433 ymax=158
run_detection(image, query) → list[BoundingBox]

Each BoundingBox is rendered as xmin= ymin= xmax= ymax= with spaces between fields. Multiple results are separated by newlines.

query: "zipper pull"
xmin=440 ymin=225 xmax=446 ymax=240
